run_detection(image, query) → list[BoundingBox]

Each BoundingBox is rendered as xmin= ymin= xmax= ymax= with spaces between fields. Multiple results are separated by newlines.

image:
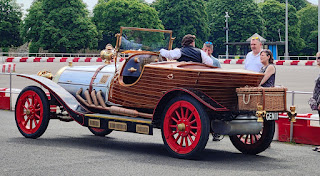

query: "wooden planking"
xmin=109 ymin=64 xmax=263 ymax=110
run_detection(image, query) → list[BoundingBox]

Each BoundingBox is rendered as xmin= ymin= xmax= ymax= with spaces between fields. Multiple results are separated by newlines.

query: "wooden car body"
xmin=14 ymin=27 xmax=286 ymax=158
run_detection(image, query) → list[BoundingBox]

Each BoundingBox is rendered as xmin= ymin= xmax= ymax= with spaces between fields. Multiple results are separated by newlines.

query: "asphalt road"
xmin=1 ymin=109 xmax=319 ymax=175
xmin=1 ymin=63 xmax=320 ymax=175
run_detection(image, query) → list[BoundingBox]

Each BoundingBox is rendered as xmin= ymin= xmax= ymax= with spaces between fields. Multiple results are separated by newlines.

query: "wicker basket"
xmin=236 ymin=87 xmax=287 ymax=112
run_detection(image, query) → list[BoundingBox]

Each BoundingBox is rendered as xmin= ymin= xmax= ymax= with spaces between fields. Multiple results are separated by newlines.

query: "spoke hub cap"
xmin=177 ymin=119 xmax=191 ymax=137
xmin=177 ymin=123 xmax=185 ymax=131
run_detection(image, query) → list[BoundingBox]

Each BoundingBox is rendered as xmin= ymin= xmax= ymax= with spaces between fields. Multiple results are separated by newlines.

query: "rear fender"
xmin=17 ymin=74 xmax=90 ymax=125
xmin=152 ymin=88 xmax=229 ymax=127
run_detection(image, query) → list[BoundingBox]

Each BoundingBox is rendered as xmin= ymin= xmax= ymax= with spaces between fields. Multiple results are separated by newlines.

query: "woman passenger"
xmin=259 ymin=49 xmax=275 ymax=87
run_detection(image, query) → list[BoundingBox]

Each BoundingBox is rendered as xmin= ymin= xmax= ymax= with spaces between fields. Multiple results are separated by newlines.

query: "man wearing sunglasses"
xmin=160 ymin=34 xmax=213 ymax=66
xmin=244 ymin=37 xmax=263 ymax=72
xmin=202 ymin=41 xmax=221 ymax=68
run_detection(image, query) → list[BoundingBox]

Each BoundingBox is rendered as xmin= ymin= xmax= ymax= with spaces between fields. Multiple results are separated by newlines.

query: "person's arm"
xmin=160 ymin=48 xmax=181 ymax=60
xmin=200 ymin=50 xmax=213 ymax=66
xmin=259 ymin=65 xmax=275 ymax=86
xmin=212 ymin=56 xmax=221 ymax=68
xmin=216 ymin=59 xmax=221 ymax=68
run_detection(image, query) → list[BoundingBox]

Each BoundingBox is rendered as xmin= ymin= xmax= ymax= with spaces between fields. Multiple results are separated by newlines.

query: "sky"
xmin=309 ymin=0 xmax=318 ymax=5
xmin=16 ymin=0 xmax=154 ymax=15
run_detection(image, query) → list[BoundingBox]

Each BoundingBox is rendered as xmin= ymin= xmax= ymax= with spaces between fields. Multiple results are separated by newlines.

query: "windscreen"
xmin=120 ymin=28 xmax=171 ymax=52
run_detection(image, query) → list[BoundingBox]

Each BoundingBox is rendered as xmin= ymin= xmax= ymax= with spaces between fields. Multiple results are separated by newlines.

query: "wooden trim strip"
xmin=120 ymin=26 xmax=172 ymax=33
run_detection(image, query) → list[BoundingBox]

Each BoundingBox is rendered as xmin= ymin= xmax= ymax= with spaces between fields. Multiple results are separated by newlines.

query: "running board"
xmin=85 ymin=113 xmax=153 ymax=135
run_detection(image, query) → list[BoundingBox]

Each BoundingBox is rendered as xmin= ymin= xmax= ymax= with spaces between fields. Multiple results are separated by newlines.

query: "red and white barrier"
xmin=0 ymin=88 xmax=10 ymax=110
xmin=4 ymin=57 xmax=126 ymax=63
xmin=276 ymin=113 xmax=320 ymax=145
xmin=0 ymin=88 xmax=21 ymax=110
xmin=219 ymin=59 xmax=317 ymax=66
xmin=3 ymin=57 xmax=316 ymax=66
xmin=1 ymin=63 xmax=16 ymax=73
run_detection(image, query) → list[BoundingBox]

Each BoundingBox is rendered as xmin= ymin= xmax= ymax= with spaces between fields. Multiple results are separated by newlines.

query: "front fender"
xmin=17 ymin=74 xmax=90 ymax=125
xmin=152 ymin=88 xmax=229 ymax=127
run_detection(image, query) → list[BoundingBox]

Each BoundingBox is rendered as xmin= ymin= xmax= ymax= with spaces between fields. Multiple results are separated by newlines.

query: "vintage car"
xmin=14 ymin=27 xmax=292 ymax=159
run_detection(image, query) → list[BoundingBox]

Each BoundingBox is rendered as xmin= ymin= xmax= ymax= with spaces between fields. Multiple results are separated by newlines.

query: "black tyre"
xmin=229 ymin=120 xmax=275 ymax=155
xmin=88 ymin=127 xmax=113 ymax=136
xmin=15 ymin=86 xmax=50 ymax=139
xmin=161 ymin=95 xmax=210 ymax=159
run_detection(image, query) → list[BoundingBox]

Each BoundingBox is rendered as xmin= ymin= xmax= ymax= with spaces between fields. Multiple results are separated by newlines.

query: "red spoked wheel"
xmin=161 ymin=95 xmax=209 ymax=159
xmin=88 ymin=127 xmax=113 ymax=136
xmin=15 ymin=86 xmax=50 ymax=139
xmin=229 ymin=120 xmax=275 ymax=155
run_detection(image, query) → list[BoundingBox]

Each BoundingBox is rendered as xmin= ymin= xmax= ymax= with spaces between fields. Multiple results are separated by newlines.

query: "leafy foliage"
xmin=6 ymin=0 xmax=319 ymax=56
xmin=21 ymin=0 xmax=98 ymax=53
xmin=276 ymin=0 xmax=308 ymax=11
xmin=206 ymin=0 xmax=264 ymax=56
xmin=93 ymin=0 xmax=163 ymax=49
xmin=20 ymin=0 xmax=44 ymax=52
xmin=260 ymin=0 xmax=305 ymax=55
xmin=0 ymin=0 xmax=22 ymax=48
xmin=297 ymin=5 xmax=318 ymax=55
xmin=153 ymin=0 xmax=209 ymax=48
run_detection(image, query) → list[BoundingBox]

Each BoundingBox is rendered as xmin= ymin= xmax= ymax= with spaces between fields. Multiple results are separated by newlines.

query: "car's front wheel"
xmin=15 ymin=86 xmax=50 ymax=139
xmin=161 ymin=95 xmax=210 ymax=159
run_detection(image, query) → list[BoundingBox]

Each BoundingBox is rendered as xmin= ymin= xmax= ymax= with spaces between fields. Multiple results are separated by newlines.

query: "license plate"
xmin=266 ymin=112 xmax=279 ymax=120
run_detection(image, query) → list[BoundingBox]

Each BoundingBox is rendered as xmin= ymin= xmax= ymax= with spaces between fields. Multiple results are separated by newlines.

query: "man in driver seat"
xmin=160 ymin=34 xmax=213 ymax=66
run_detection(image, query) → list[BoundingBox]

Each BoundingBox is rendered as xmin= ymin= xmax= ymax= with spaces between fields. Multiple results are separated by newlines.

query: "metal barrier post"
xmin=9 ymin=72 xmax=12 ymax=111
xmin=290 ymin=91 xmax=295 ymax=142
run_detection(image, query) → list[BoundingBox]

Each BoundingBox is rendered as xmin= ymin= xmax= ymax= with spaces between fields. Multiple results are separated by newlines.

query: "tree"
xmin=93 ymin=0 xmax=163 ymax=49
xmin=21 ymin=0 xmax=98 ymax=53
xmin=297 ymin=5 xmax=318 ymax=55
xmin=20 ymin=0 xmax=44 ymax=52
xmin=153 ymin=0 xmax=209 ymax=48
xmin=260 ymin=0 xmax=305 ymax=55
xmin=0 ymin=0 xmax=22 ymax=49
xmin=206 ymin=0 xmax=264 ymax=56
xmin=276 ymin=0 xmax=307 ymax=11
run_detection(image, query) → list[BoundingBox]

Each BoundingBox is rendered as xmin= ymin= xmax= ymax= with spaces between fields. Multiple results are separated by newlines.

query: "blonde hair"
xmin=203 ymin=43 xmax=213 ymax=51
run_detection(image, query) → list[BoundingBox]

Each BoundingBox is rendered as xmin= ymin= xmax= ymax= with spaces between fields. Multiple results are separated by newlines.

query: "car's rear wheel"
xmin=229 ymin=120 xmax=275 ymax=155
xmin=161 ymin=95 xmax=209 ymax=159
xmin=88 ymin=127 xmax=113 ymax=136
xmin=15 ymin=86 xmax=50 ymax=139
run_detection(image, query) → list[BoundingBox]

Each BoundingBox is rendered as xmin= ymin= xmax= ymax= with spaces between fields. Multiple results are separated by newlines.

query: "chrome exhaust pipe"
xmin=211 ymin=115 xmax=263 ymax=135
xmin=90 ymin=89 xmax=99 ymax=106
xmin=76 ymin=88 xmax=152 ymax=119
xmin=97 ymin=90 xmax=107 ymax=108
xmin=84 ymin=89 xmax=93 ymax=105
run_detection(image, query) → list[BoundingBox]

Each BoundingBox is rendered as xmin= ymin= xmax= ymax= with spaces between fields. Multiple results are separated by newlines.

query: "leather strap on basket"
xmin=243 ymin=94 xmax=251 ymax=104
xmin=262 ymin=89 xmax=265 ymax=110
xmin=89 ymin=65 xmax=107 ymax=93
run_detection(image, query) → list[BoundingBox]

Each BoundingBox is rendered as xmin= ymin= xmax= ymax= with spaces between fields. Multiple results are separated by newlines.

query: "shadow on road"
xmin=8 ymin=134 xmax=274 ymax=163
